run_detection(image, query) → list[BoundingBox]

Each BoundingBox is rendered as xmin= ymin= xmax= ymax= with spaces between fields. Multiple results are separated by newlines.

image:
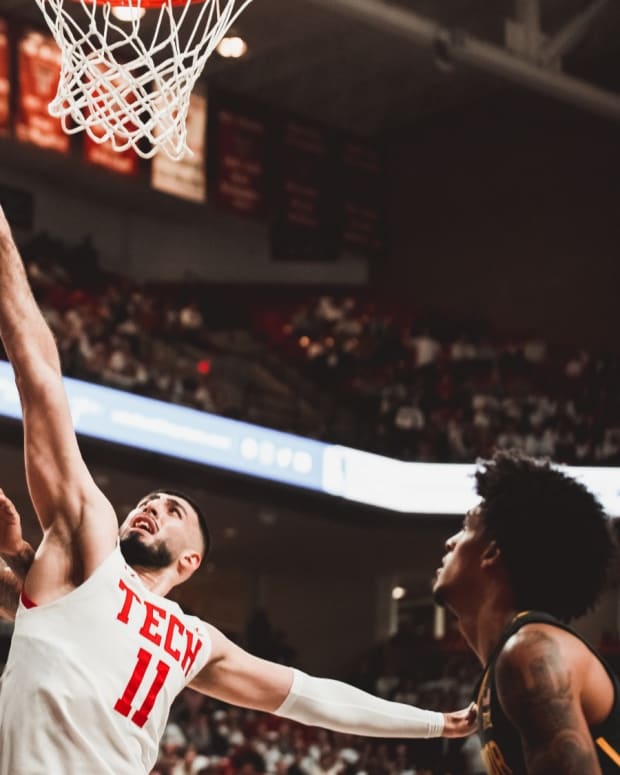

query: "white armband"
xmin=274 ymin=669 xmax=444 ymax=739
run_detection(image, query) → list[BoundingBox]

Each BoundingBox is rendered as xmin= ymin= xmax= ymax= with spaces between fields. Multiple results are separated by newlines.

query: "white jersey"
xmin=0 ymin=546 xmax=211 ymax=775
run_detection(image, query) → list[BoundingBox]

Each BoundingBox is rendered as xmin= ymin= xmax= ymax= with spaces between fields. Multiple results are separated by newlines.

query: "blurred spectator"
xmin=13 ymin=231 xmax=620 ymax=469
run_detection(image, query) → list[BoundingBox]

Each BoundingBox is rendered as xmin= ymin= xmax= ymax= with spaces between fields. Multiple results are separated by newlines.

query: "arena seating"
xmin=13 ymin=231 xmax=618 ymax=467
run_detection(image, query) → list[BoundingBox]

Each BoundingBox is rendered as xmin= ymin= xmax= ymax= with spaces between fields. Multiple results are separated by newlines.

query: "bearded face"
xmin=119 ymin=531 xmax=174 ymax=569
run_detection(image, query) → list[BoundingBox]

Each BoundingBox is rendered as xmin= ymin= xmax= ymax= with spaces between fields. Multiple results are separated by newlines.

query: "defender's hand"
xmin=442 ymin=703 xmax=477 ymax=738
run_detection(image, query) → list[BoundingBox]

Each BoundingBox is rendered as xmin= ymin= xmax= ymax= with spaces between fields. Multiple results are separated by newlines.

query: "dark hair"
xmin=231 ymin=747 xmax=266 ymax=774
xmin=144 ymin=489 xmax=211 ymax=561
xmin=475 ymin=450 xmax=617 ymax=622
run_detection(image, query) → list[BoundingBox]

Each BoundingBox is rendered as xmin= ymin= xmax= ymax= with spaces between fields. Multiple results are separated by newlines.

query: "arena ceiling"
xmin=1 ymin=0 xmax=619 ymax=135
xmin=202 ymin=0 xmax=620 ymax=133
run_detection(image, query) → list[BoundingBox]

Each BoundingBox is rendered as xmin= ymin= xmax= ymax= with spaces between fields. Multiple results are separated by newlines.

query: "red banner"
xmin=0 ymin=20 xmax=9 ymax=135
xmin=83 ymin=61 xmax=138 ymax=175
xmin=16 ymin=30 xmax=68 ymax=153
xmin=281 ymin=120 xmax=326 ymax=228
xmin=152 ymin=88 xmax=207 ymax=201
xmin=271 ymin=118 xmax=339 ymax=261
xmin=341 ymin=140 xmax=385 ymax=255
xmin=84 ymin=133 xmax=138 ymax=176
xmin=215 ymin=106 xmax=266 ymax=217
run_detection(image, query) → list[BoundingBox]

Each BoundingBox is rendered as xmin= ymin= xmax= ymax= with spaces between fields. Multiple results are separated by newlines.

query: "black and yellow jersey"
xmin=473 ymin=611 xmax=620 ymax=774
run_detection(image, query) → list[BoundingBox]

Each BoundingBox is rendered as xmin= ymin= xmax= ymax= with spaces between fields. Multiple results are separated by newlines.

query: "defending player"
xmin=433 ymin=451 xmax=620 ymax=774
xmin=0 ymin=208 xmax=475 ymax=775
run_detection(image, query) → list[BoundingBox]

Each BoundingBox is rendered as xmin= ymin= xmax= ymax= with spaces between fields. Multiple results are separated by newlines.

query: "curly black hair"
xmin=475 ymin=450 xmax=617 ymax=622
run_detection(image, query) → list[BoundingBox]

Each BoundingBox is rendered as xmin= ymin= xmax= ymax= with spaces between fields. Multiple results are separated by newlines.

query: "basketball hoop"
xmin=33 ymin=0 xmax=255 ymax=160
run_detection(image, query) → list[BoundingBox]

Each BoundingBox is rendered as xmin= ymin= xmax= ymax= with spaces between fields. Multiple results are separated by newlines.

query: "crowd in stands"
xmin=10 ymin=231 xmax=620 ymax=467
xmin=254 ymin=296 xmax=620 ymax=465
xmin=18 ymin=232 xmax=324 ymax=439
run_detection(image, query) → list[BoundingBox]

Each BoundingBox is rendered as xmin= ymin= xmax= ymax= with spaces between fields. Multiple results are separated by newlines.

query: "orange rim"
xmin=82 ymin=0 xmax=205 ymax=7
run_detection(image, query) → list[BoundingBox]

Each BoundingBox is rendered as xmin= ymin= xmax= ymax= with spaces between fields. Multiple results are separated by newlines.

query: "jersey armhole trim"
xmin=20 ymin=591 xmax=37 ymax=609
xmin=596 ymin=736 xmax=620 ymax=767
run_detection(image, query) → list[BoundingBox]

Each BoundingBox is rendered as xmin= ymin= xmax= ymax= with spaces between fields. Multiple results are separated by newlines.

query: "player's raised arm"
xmin=190 ymin=623 xmax=477 ymax=740
xmin=0 ymin=208 xmax=117 ymax=594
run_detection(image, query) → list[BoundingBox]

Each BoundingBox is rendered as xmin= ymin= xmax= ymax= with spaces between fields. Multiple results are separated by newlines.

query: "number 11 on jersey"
xmin=115 ymin=647 xmax=171 ymax=727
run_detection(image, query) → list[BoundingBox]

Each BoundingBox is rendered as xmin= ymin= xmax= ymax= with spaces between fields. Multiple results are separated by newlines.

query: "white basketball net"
xmin=33 ymin=0 xmax=255 ymax=160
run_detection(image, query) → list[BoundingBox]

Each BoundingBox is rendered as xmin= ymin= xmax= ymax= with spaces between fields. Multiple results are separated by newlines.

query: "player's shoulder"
xmin=198 ymin=621 xmax=234 ymax=662
xmin=497 ymin=621 xmax=586 ymax=682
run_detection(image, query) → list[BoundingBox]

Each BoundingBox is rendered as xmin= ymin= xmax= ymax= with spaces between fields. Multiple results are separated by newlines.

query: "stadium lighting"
xmin=217 ymin=35 xmax=248 ymax=58
xmin=111 ymin=6 xmax=146 ymax=22
xmin=392 ymin=586 xmax=406 ymax=601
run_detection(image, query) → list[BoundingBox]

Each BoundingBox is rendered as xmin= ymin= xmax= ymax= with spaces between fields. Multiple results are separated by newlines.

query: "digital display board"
xmin=271 ymin=118 xmax=339 ymax=261
xmin=215 ymin=105 xmax=266 ymax=217
xmin=0 ymin=361 xmax=617 ymax=518
xmin=341 ymin=140 xmax=385 ymax=255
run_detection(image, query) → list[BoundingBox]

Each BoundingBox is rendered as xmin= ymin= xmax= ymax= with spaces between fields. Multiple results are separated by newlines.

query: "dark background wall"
xmin=382 ymin=90 xmax=620 ymax=348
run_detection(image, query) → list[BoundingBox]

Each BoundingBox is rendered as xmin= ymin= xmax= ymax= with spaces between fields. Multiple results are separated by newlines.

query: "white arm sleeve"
xmin=274 ymin=669 xmax=444 ymax=739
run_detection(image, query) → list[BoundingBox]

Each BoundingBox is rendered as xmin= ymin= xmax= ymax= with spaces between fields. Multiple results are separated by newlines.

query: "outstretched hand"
xmin=442 ymin=702 xmax=478 ymax=738
xmin=0 ymin=489 xmax=33 ymax=559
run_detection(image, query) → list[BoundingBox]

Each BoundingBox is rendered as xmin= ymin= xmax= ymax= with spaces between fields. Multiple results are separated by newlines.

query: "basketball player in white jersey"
xmin=0 ymin=208 xmax=475 ymax=774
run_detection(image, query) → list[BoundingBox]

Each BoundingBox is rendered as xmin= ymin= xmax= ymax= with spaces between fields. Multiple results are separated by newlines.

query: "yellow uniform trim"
xmin=596 ymin=737 xmax=620 ymax=767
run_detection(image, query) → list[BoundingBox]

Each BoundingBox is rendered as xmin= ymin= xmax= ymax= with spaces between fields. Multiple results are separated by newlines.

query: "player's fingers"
xmin=0 ymin=492 xmax=18 ymax=519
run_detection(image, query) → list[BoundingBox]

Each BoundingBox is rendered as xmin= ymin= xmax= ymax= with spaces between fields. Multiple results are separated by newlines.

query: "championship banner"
xmin=0 ymin=20 xmax=9 ymax=136
xmin=214 ymin=104 xmax=266 ymax=217
xmin=151 ymin=87 xmax=207 ymax=202
xmin=341 ymin=140 xmax=385 ymax=255
xmin=83 ymin=61 xmax=138 ymax=176
xmin=16 ymin=30 xmax=68 ymax=153
xmin=84 ymin=134 xmax=138 ymax=176
xmin=271 ymin=118 xmax=339 ymax=261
